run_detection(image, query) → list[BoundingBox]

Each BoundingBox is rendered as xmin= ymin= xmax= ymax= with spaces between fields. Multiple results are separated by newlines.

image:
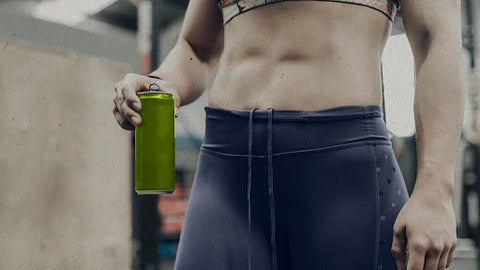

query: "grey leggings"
xmin=173 ymin=105 xmax=409 ymax=270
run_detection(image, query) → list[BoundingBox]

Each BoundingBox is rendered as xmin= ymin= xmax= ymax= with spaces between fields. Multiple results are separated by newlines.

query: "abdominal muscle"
xmin=208 ymin=0 xmax=394 ymax=110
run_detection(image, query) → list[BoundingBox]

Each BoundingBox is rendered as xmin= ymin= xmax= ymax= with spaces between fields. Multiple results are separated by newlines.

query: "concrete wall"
xmin=0 ymin=39 xmax=132 ymax=269
xmin=0 ymin=2 xmax=139 ymax=72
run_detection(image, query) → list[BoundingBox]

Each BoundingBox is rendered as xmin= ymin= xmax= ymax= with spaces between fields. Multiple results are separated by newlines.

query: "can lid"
xmin=138 ymin=91 xmax=172 ymax=95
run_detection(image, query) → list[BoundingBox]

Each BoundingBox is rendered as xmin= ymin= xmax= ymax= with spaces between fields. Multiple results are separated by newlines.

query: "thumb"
xmin=391 ymin=224 xmax=408 ymax=269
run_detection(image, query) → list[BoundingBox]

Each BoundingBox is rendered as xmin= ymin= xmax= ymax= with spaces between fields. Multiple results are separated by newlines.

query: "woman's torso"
xmin=208 ymin=0 xmax=394 ymax=110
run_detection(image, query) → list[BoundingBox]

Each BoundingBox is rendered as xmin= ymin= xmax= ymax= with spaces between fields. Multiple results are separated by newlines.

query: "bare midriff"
xmin=208 ymin=0 xmax=393 ymax=111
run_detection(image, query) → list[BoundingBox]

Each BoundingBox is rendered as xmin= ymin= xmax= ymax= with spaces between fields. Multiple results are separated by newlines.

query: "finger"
xmin=114 ymin=92 xmax=138 ymax=125
xmin=445 ymin=240 xmax=456 ymax=268
xmin=392 ymin=225 xmax=408 ymax=269
xmin=121 ymin=85 xmax=142 ymax=112
xmin=120 ymin=100 xmax=141 ymax=126
xmin=423 ymin=244 xmax=442 ymax=270
xmin=174 ymin=98 xmax=181 ymax=117
xmin=113 ymin=107 xmax=127 ymax=129
xmin=114 ymin=81 xmax=125 ymax=105
xmin=114 ymin=81 xmax=122 ymax=96
xmin=170 ymin=87 xmax=181 ymax=110
xmin=113 ymin=98 xmax=129 ymax=124
xmin=113 ymin=95 xmax=121 ymax=110
xmin=113 ymin=87 xmax=126 ymax=116
xmin=113 ymin=107 xmax=134 ymax=131
xmin=141 ymin=78 xmax=171 ymax=93
xmin=407 ymin=242 xmax=427 ymax=270
xmin=437 ymin=245 xmax=450 ymax=270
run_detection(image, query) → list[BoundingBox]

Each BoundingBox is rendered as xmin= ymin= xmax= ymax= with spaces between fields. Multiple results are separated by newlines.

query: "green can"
xmin=135 ymin=88 xmax=175 ymax=195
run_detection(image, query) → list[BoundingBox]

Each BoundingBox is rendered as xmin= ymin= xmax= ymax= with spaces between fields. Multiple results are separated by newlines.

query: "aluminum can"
xmin=135 ymin=89 xmax=175 ymax=194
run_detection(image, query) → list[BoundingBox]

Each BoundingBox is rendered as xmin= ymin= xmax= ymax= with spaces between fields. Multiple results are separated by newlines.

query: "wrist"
xmin=417 ymin=159 xmax=455 ymax=191
xmin=411 ymin=173 xmax=455 ymax=203
xmin=146 ymin=68 xmax=166 ymax=80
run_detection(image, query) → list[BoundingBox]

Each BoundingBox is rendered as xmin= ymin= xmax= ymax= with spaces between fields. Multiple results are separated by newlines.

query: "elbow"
xmin=405 ymin=25 xmax=432 ymax=71
xmin=410 ymin=29 xmax=462 ymax=76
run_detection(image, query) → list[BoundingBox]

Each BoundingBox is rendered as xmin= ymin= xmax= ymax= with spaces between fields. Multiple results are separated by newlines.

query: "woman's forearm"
xmin=148 ymin=38 xmax=220 ymax=106
xmin=411 ymin=37 xmax=465 ymax=201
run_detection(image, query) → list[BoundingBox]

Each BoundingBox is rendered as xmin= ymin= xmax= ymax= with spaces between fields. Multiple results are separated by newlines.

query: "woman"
xmin=113 ymin=0 xmax=463 ymax=269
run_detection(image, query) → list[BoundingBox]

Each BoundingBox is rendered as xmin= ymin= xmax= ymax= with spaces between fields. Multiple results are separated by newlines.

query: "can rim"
xmin=137 ymin=91 xmax=172 ymax=95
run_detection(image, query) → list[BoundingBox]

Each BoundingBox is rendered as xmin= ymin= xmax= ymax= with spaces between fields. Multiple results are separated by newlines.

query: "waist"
xmin=200 ymin=105 xmax=392 ymax=157
xmin=211 ymin=55 xmax=385 ymax=110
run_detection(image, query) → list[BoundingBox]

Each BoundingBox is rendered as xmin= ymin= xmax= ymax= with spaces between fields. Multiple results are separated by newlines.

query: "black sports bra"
xmin=218 ymin=0 xmax=400 ymax=24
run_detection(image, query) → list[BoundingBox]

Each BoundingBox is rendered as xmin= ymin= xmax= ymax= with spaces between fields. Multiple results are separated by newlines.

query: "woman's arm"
xmin=391 ymin=0 xmax=464 ymax=269
xmin=113 ymin=0 xmax=223 ymax=129
xmin=149 ymin=0 xmax=224 ymax=106
xmin=403 ymin=0 xmax=464 ymax=201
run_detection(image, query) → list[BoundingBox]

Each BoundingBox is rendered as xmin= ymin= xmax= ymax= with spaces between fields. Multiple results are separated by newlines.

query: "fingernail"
xmin=132 ymin=116 xmax=140 ymax=125
xmin=133 ymin=102 xmax=141 ymax=111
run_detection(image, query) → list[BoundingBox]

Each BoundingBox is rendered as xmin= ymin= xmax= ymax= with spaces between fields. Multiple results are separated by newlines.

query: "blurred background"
xmin=0 ymin=0 xmax=480 ymax=269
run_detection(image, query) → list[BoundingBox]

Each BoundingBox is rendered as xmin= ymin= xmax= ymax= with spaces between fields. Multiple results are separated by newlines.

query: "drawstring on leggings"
xmin=247 ymin=109 xmax=255 ymax=270
xmin=247 ymin=108 xmax=277 ymax=270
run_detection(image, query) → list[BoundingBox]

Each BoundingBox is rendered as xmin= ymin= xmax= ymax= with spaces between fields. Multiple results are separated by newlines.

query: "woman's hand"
xmin=113 ymin=73 xmax=181 ymax=130
xmin=391 ymin=192 xmax=457 ymax=270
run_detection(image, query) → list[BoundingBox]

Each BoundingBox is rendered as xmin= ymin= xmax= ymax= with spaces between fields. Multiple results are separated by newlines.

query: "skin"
xmin=113 ymin=0 xmax=464 ymax=269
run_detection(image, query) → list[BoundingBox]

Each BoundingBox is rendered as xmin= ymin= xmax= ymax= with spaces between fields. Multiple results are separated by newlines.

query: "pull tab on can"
xmin=148 ymin=82 xmax=161 ymax=92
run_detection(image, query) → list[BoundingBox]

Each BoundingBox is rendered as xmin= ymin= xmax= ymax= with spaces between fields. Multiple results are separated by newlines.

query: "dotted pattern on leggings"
xmin=372 ymin=143 xmax=409 ymax=270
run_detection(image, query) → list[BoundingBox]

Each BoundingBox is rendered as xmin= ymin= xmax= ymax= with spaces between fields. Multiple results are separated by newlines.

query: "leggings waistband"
xmin=202 ymin=104 xmax=391 ymax=270
xmin=202 ymin=105 xmax=391 ymax=157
